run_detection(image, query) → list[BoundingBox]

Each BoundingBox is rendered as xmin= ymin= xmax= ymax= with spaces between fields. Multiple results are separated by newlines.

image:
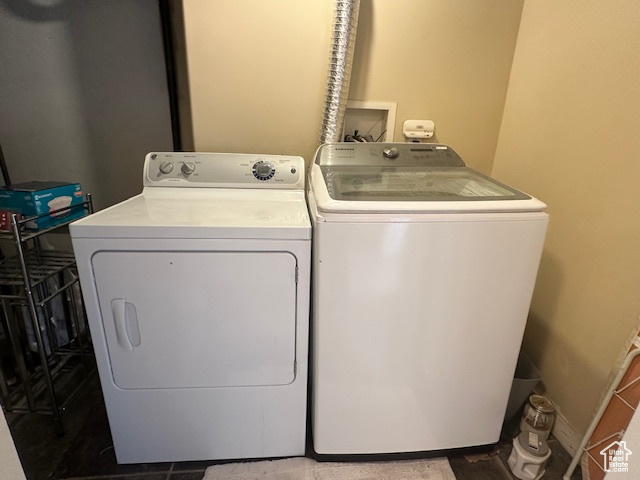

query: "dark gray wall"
xmin=0 ymin=0 xmax=173 ymax=211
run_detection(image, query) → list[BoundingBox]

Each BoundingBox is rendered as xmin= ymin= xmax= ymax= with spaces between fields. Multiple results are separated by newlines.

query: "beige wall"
xmin=182 ymin=0 xmax=333 ymax=164
xmin=181 ymin=0 xmax=523 ymax=171
xmin=493 ymin=1 xmax=640 ymax=434
xmin=350 ymin=0 xmax=523 ymax=173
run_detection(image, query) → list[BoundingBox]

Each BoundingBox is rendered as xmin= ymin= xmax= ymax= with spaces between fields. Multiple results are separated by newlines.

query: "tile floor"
xmin=5 ymin=375 xmax=582 ymax=480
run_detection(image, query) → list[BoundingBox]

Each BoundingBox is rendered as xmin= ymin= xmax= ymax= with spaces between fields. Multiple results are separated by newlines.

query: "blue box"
xmin=0 ymin=182 xmax=85 ymax=230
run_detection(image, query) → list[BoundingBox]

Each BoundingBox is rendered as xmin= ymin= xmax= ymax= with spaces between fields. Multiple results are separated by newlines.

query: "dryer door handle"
xmin=111 ymin=298 xmax=141 ymax=351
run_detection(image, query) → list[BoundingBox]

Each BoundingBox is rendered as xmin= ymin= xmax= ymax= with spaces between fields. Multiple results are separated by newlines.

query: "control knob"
xmin=181 ymin=162 xmax=196 ymax=175
xmin=159 ymin=161 xmax=174 ymax=174
xmin=382 ymin=147 xmax=400 ymax=159
xmin=252 ymin=161 xmax=275 ymax=181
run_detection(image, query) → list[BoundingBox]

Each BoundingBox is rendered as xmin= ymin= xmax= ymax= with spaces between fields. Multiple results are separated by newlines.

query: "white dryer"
xmin=308 ymin=143 xmax=548 ymax=456
xmin=71 ymin=152 xmax=310 ymax=463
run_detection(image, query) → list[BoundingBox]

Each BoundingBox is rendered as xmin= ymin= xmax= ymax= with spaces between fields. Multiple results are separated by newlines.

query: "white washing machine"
xmin=308 ymin=143 xmax=549 ymax=456
xmin=70 ymin=152 xmax=310 ymax=463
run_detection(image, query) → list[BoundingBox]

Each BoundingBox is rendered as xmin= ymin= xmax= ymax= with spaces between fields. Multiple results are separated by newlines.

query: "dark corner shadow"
xmin=523 ymin=250 xmax=564 ymax=366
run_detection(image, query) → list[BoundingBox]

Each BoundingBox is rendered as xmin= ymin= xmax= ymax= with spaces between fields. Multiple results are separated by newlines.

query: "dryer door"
xmin=92 ymin=251 xmax=297 ymax=389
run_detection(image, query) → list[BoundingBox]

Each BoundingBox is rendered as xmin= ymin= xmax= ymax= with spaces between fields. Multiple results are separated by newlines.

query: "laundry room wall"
xmin=180 ymin=0 xmax=333 ymax=165
xmin=347 ymin=0 xmax=523 ymax=174
xmin=0 ymin=1 xmax=173 ymax=212
xmin=0 ymin=409 xmax=25 ymax=480
xmin=492 ymin=0 xmax=640 ymax=442
xmin=180 ymin=0 xmax=523 ymax=172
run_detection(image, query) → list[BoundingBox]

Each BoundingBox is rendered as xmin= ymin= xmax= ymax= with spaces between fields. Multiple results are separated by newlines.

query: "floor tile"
xmin=170 ymin=472 xmax=206 ymax=480
xmin=7 ymin=375 xmax=104 ymax=480
xmin=6 ymin=374 xmax=582 ymax=480
xmin=171 ymin=460 xmax=217 ymax=471
xmin=87 ymin=475 xmax=167 ymax=480
xmin=448 ymin=453 xmax=511 ymax=479
xmin=47 ymin=386 xmax=171 ymax=479
xmin=172 ymin=457 xmax=278 ymax=471
xmin=543 ymin=438 xmax=582 ymax=480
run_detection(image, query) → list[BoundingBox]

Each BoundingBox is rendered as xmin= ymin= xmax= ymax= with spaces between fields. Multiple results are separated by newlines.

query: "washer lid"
xmin=70 ymin=188 xmax=311 ymax=239
xmin=320 ymin=165 xmax=529 ymax=202
xmin=311 ymin=143 xmax=546 ymax=214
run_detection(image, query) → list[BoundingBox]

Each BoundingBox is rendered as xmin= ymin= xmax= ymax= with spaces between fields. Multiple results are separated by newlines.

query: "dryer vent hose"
xmin=319 ymin=0 xmax=360 ymax=145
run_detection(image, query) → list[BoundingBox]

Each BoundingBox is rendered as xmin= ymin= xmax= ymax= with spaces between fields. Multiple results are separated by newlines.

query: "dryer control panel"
xmin=144 ymin=152 xmax=305 ymax=190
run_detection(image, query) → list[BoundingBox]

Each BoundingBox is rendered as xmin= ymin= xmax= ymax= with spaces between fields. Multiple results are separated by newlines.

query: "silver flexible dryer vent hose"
xmin=319 ymin=0 xmax=360 ymax=144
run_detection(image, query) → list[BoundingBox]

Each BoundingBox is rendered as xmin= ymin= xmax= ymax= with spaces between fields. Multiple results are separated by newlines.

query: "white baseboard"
xmin=553 ymin=409 xmax=583 ymax=457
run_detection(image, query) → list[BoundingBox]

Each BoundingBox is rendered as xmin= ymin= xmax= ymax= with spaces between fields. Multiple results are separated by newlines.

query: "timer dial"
xmin=252 ymin=161 xmax=275 ymax=181
xmin=159 ymin=161 xmax=174 ymax=174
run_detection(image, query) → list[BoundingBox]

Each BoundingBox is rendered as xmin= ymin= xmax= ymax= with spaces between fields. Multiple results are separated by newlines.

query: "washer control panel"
xmin=144 ymin=152 xmax=304 ymax=189
xmin=315 ymin=143 xmax=466 ymax=168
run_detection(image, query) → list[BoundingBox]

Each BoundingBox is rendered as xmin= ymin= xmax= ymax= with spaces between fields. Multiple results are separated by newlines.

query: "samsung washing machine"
xmin=308 ymin=143 xmax=548 ymax=456
xmin=71 ymin=152 xmax=310 ymax=463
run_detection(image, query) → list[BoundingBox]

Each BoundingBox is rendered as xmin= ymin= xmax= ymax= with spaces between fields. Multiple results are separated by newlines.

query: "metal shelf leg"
xmin=12 ymin=218 xmax=64 ymax=436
